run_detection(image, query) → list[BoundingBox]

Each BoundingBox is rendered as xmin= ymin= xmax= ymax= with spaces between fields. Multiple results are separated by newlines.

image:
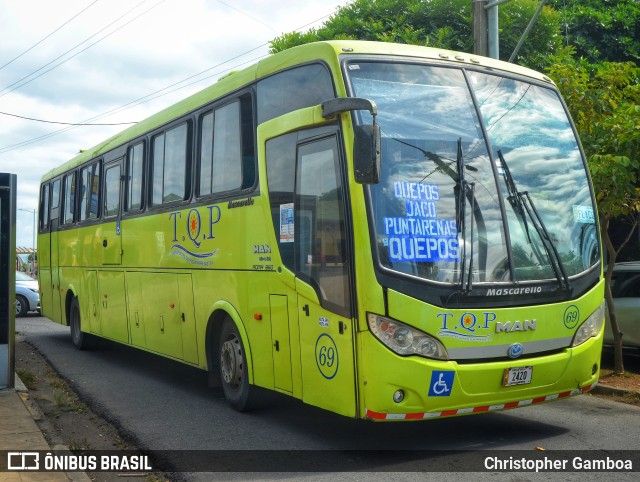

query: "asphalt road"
xmin=15 ymin=315 xmax=640 ymax=481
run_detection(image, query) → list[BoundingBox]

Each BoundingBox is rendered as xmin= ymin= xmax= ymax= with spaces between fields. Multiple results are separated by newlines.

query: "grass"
xmin=16 ymin=368 xmax=38 ymax=389
xmin=46 ymin=369 xmax=88 ymax=413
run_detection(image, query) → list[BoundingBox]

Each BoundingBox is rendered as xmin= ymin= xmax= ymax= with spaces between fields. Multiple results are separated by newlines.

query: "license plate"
xmin=503 ymin=366 xmax=533 ymax=386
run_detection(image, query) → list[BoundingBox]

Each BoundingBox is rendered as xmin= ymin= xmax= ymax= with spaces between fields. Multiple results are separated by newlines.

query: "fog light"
xmin=393 ymin=390 xmax=405 ymax=403
xmin=592 ymin=363 xmax=598 ymax=376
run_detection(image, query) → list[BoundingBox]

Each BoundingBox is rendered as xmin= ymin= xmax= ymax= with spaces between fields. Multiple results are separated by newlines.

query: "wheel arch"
xmin=205 ymin=301 xmax=254 ymax=387
xmin=64 ymin=288 xmax=77 ymax=327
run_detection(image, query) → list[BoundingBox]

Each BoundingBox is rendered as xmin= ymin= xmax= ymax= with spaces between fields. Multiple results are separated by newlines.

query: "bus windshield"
xmin=347 ymin=61 xmax=599 ymax=286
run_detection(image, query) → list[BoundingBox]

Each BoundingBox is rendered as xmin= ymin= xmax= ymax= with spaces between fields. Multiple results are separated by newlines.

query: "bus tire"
xmin=69 ymin=297 xmax=96 ymax=350
xmin=219 ymin=318 xmax=257 ymax=411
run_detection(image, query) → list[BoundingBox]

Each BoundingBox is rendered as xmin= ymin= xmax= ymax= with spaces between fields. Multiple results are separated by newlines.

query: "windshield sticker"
xmin=384 ymin=182 xmax=459 ymax=262
xmin=279 ymin=203 xmax=294 ymax=243
xmin=573 ymin=205 xmax=595 ymax=224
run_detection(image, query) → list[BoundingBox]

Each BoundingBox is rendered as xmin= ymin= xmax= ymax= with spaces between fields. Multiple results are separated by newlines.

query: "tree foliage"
xmin=268 ymin=0 xmax=640 ymax=372
xmin=269 ymin=0 xmax=562 ymax=70
xmin=498 ymin=0 xmax=563 ymax=69
xmin=547 ymin=48 xmax=640 ymax=373
xmin=547 ymin=0 xmax=640 ymax=64
xmin=269 ymin=0 xmax=472 ymax=53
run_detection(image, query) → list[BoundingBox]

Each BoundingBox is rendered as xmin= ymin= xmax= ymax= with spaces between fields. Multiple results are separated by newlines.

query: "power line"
xmin=215 ymin=0 xmax=278 ymax=33
xmin=0 ymin=47 xmax=265 ymax=148
xmin=0 ymin=110 xmax=137 ymax=126
xmin=0 ymin=8 xmax=336 ymax=154
xmin=0 ymin=54 xmax=264 ymax=154
xmin=0 ymin=1 xmax=100 ymax=72
xmin=0 ymin=0 xmax=163 ymax=98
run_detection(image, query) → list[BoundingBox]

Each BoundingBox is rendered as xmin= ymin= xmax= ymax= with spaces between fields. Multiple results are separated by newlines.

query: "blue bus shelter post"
xmin=0 ymin=173 xmax=17 ymax=389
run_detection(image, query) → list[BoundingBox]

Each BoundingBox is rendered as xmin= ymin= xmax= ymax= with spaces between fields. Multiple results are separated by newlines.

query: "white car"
xmin=605 ymin=262 xmax=640 ymax=348
xmin=15 ymin=271 xmax=40 ymax=317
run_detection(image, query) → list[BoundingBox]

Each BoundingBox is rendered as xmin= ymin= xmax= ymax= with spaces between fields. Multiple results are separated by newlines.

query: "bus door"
xmin=96 ymin=159 xmax=128 ymax=343
xmin=101 ymin=159 xmax=123 ymax=266
xmin=295 ymin=136 xmax=356 ymax=417
xmin=266 ymin=129 xmax=357 ymax=417
xmin=49 ymin=179 xmax=63 ymax=324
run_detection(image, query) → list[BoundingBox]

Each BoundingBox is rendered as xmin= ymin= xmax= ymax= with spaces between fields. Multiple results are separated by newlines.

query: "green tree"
xmin=547 ymin=0 xmax=640 ymax=63
xmin=270 ymin=0 xmax=562 ymax=70
xmin=499 ymin=0 xmax=563 ymax=69
xmin=269 ymin=0 xmax=472 ymax=54
xmin=548 ymin=48 xmax=640 ymax=373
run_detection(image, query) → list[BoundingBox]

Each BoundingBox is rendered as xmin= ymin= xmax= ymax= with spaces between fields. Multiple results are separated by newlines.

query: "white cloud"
xmin=0 ymin=0 xmax=345 ymax=247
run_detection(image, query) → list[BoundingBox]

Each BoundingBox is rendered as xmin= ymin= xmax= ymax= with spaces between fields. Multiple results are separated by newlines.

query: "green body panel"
xmin=37 ymin=40 xmax=602 ymax=420
xmin=357 ymin=282 xmax=604 ymax=417
xmin=359 ymin=319 xmax=603 ymax=416
xmin=270 ymin=294 xmax=293 ymax=393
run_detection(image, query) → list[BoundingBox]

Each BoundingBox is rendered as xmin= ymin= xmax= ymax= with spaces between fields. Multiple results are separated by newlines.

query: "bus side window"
xmin=296 ymin=136 xmax=351 ymax=315
xmin=79 ymin=161 xmax=101 ymax=221
xmin=151 ymin=122 xmax=189 ymax=205
xmin=51 ymin=179 xmax=61 ymax=222
xmin=257 ymin=64 xmax=335 ymax=124
xmin=126 ymin=142 xmax=144 ymax=211
xmin=266 ymin=132 xmax=297 ymax=271
xmin=266 ymin=131 xmax=351 ymax=315
xmin=62 ymin=172 xmax=77 ymax=225
xmin=40 ymin=183 xmax=50 ymax=231
xmin=198 ymin=94 xmax=256 ymax=198
xmin=199 ymin=101 xmax=242 ymax=196
xmin=104 ymin=164 xmax=121 ymax=217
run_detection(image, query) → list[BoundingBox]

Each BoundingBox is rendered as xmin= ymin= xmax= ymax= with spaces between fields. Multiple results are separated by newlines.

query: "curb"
xmin=592 ymin=384 xmax=640 ymax=397
xmin=14 ymin=373 xmax=92 ymax=482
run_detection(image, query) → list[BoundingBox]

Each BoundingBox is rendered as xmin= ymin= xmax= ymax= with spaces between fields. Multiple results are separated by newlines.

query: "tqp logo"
xmin=7 ymin=452 xmax=40 ymax=470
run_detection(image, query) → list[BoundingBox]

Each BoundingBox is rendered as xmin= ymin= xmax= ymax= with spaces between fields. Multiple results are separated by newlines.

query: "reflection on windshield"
xmin=348 ymin=61 xmax=599 ymax=286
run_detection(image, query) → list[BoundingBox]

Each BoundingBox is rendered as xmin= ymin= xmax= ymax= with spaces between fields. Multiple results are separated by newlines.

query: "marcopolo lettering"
xmin=486 ymin=286 xmax=543 ymax=296
xmin=228 ymin=197 xmax=254 ymax=209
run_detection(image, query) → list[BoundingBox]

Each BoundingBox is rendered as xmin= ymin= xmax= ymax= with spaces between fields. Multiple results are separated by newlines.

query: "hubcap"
xmin=220 ymin=336 xmax=243 ymax=389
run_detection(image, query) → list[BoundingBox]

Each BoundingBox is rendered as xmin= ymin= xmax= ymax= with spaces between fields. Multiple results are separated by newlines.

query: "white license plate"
xmin=503 ymin=366 xmax=533 ymax=386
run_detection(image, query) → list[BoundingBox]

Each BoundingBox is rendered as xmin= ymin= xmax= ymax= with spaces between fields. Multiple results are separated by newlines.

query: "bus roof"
xmin=41 ymin=40 xmax=552 ymax=181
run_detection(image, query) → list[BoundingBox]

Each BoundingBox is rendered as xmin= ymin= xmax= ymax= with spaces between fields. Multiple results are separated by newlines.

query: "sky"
xmin=0 ymin=0 xmax=346 ymax=249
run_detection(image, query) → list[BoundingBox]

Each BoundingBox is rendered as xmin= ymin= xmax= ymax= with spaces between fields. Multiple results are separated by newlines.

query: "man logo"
xmin=507 ymin=343 xmax=524 ymax=359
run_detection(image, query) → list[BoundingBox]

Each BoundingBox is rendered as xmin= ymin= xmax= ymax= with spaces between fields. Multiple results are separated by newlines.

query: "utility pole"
xmin=472 ymin=0 xmax=489 ymax=57
xmin=474 ymin=0 xmax=547 ymax=63
xmin=475 ymin=0 xmax=511 ymax=60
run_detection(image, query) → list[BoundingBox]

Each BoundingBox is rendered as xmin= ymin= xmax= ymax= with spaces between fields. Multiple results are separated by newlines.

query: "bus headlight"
xmin=367 ymin=313 xmax=448 ymax=360
xmin=571 ymin=302 xmax=605 ymax=347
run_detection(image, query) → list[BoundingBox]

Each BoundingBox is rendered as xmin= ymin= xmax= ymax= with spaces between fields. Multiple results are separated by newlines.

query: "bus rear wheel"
xmin=69 ymin=297 xmax=95 ymax=350
xmin=219 ymin=318 xmax=257 ymax=411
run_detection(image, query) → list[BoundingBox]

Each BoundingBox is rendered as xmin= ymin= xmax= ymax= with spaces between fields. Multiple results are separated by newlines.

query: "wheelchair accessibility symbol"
xmin=428 ymin=371 xmax=455 ymax=397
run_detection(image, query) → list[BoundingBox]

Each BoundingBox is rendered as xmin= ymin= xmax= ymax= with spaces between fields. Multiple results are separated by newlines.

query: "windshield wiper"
xmin=393 ymin=137 xmax=478 ymax=294
xmin=455 ymin=138 xmax=475 ymax=294
xmin=497 ymin=150 xmax=570 ymax=291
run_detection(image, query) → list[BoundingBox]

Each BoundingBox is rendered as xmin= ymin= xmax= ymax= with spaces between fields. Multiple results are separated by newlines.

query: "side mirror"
xmin=321 ymin=97 xmax=381 ymax=185
xmin=353 ymin=124 xmax=381 ymax=184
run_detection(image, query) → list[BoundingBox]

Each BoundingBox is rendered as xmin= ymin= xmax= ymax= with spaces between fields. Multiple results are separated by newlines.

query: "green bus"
xmin=38 ymin=41 xmax=604 ymax=420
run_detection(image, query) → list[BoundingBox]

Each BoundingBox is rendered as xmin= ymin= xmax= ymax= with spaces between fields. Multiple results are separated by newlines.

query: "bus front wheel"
xmin=219 ymin=318 xmax=257 ymax=411
xmin=69 ymin=298 xmax=95 ymax=350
